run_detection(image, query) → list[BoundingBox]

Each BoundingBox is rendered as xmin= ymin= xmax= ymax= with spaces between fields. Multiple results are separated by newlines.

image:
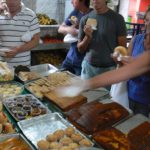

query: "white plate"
xmin=63 ymin=33 xmax=78 ymax=43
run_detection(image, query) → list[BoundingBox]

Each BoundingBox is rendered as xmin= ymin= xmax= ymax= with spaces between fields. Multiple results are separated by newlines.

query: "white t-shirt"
xmin=0 ymin=3 xmax=40 ymax=67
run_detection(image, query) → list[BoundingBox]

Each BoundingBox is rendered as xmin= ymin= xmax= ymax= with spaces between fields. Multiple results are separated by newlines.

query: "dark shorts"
xmin=129 ymin=98 xmax=150 ymax=117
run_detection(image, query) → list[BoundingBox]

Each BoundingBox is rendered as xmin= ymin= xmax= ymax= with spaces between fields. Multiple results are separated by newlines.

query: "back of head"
xmin=79 ymin=0 xmax=90 ymax=8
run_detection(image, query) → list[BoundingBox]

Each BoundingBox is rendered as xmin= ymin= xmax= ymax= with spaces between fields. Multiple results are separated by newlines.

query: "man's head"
xmin=6 ymin=0 xmax=21 ymax=13
xmin=92 ymin=0 xmax=108 ymax=13
xmin=71 ymin=0 xmax=90 ymax=10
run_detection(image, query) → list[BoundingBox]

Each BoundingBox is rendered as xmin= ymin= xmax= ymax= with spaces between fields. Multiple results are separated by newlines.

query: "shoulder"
xmin=107 ymin=9 xmax=124 ymax=20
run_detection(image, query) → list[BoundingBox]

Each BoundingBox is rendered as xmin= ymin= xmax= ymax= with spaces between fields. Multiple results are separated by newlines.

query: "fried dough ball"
xmin=49 ymin=142 xmax=61 ymax=149
xmin=37 ymin=140 xmax=50 ymax=150
xmin=65 ymin=127 xmax=75 ymax=137
xmin=60 ymin=146 xmax=72 ymax=150
xmin=68 ymin=143 xmax=79 ymax=149
xmin=79 ymin=139 xmax=92 ymax=147
xmin=71 ymin=133 xmax=83 ymax=142
xmin=54 ymin=129 xmax=65 ymax=140
xmin=60 ymin=137 xmax=73 ymax=146
xmin=46 ymin=134 xmax=58 ymax=142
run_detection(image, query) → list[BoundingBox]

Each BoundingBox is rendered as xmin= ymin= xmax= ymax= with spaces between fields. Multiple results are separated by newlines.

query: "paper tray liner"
xmin=44 ymin=91 xmax=87 ymax=111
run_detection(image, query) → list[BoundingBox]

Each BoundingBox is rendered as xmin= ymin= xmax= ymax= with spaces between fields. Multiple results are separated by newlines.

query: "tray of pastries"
xmin=3 ymin=94 xmax=51 ymax=121
xmin=0 ymin=133 xmax=34 ymax=150
xmin=92 ymin=114 xmax=150 ymax=150
xmin=65 ymin=100 xmax=130 ymax=135
xmin=15 ymin=64 xmax=58 ymax=84
xmin=18 ymin=112 xmax=94 ymax=150
xmin=25 ymin=71 xmax=77 ymax=99
xmin=0 ymin=81 xmax=24 ymax=99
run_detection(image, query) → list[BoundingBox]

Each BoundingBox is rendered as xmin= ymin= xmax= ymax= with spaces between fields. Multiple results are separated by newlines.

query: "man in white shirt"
xmin=0 ymin=0 xmax=40 ymax=67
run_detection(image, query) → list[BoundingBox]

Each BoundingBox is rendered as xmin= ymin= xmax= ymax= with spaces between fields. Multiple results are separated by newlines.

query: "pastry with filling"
xmin=60 ymin=137 xmax=73 ymax=146
xmin=37 ymin=140 xmax=50 ymax=150
xmin=65 ymin=126 xmax=75 ymax=137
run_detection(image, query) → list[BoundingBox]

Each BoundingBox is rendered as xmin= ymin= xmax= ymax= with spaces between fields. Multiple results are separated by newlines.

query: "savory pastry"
xmin=60 ymin=137 xmax=73 ymax=146
xmin=3 ymin=122 xmax=15 ymax=133
xmin=68 ymin=143 xmax=79 ymax=149
xmin=79 ymin=139 xmax=92 ymax=147
xmin=59 ymin=146 xmax=73 ymax=150
xmin=46 ymin=134 xmax=58 ymax=142
xmin=71 ymin=133 xmax=83 ymax=142
xmin=49 ymin=142 xmax=61 ymax=149
xmin=65 ymin=126 xmax=75 ymax=137
xmin=114 ymin=46 xmax=127 ymax=56
xmin=54 ymin=129 xmax=65 ymax=140
xmin=0 ymin=112 xmax=8 ymax=124
xmin=37 ymin=140 xmax=50 ymax=150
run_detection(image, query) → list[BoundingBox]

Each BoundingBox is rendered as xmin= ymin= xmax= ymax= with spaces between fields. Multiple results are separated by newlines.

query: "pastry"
xmin=71 ymin=133 xmax=83 ymax=142
xmin=37 ymin=140 xmax=50 ymax=150
xmin=46 ymin=134 xmax=58 ymax=142
xmin=60 ymin=137 xmax=73 ymax=146
xmin=54 ymin=129 xmax=65 ymax=140
xmin=79 ymin=139 xmax=92 ymax=147
xmin=68 ymin=143 xmax=79 ymax=149
xmin=59 ymin=146 xmax=72 ymax=150
xmin=65 ymin=127 xmax=75 ymax=137
xmin=114 ymin=46 xmax=127 ymax=56
xmin=4 ymin=122 xmax=15 ymax=133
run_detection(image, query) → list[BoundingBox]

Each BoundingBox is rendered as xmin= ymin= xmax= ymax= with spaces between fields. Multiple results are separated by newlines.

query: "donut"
xmin=114 ymin=46 xmax=127 ymax=56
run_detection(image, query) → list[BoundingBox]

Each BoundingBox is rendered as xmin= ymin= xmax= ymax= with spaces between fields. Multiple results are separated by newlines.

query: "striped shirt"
xmin=0 ymin=3 xmax=40 ymax=67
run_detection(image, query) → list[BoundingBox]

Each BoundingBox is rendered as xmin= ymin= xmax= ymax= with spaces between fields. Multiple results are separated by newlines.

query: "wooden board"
xmin=44 ymin=92 xmax=87 ymax=111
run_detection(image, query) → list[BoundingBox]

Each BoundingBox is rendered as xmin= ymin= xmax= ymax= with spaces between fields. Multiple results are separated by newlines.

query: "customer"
xmin=58 ymin=0 xmax=91 ymax=76
xmin=0 ymin=0 xmax=40 ymax=67
xmin=77 ymin=0 xmax=126 ymax=79
xmin=117 ymin=8 xmax=150 ymax=117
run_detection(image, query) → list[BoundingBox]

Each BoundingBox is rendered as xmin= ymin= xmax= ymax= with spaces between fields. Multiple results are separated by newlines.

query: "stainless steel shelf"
xmin=32 ymin=43 xmax=70 ymax=51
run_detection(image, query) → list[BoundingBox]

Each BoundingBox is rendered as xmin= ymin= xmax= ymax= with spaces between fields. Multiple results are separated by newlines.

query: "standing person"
xmin=77 ymin=0 xmax=126 ymax=79
xmin=58 ymin=0 xmax=91 ymax=76
xmin=0 ymin=0 xmax=40 ymax=67
xmin=117 ymin=8 xmax=150 ymax=117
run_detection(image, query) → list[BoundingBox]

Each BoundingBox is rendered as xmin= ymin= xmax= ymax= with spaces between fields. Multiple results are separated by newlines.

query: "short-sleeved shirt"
xmin=127 ymin=34 xmax=150 ymax=104
xmin=78 ymin=9 xmax=126 ymax=67
xmin=64 ymin=9 xmax=88 ymax=67
xmin=0 ymin=3 xmax=40 ymax=67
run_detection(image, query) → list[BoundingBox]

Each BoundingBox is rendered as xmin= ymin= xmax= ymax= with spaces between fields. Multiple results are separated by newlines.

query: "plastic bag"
xmin=110 ymin=81 xmax=129 ymax=109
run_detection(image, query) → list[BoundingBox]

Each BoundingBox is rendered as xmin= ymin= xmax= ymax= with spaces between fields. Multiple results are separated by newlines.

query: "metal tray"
xmin=0 ymin=133 xmax=34 ymax=150
xmin=24 ymin=71 xmax=77 ymax=99
xmin=16 ymin=64 xmax=58 ymax=83
xmin=0 ymin=81 xmax=24 ymax=99
xmin=115 ymin=114 xmax=150 ymax=133
xmin=18 ymin=113 xmax=94 ymax=149
xmin=4 ymin=94 xmax=51 ymax=122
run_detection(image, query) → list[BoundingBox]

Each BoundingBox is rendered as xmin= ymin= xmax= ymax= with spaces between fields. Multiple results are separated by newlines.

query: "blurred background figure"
xmin=58 ymin=0 xmax=92 ymax=76
xmin=0 ymin=0 xmax=40 ymax=67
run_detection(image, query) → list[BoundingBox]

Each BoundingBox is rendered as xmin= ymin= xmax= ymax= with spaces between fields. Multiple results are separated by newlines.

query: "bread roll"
xmin=37 ymin=140 xmax=49 ymax=150
xmin=114 ymin=46 xmax=127 ymax=56
xmin=86 ymin=18 xmax=97 ymax=29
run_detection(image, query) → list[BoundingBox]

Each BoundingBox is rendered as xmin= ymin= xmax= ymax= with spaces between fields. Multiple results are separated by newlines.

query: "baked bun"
xmin=46 ymin=134 xmax=58 ymax=142
xmin=37 ymin=140 xmax=49 ymax=150
xmin=65 ymin=127 xmax=75 ymax=137
xmin=114 ymin=46 xmax=127 ymax=56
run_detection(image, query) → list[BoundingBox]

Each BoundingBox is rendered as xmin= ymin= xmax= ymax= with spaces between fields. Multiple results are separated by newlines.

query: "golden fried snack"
xmin=0 ymin=112 xmax=8 ymax=124
xmin=68 ymin=143 xmax=79 ymax=149
xmin=60 ymin=137 xmax=73 ymax=146
xmin=71 ymin=133 xmax=83 ymax=142
xmin=49 ymin=142 xmax=61 ymax=149
xmin=4 ymin=122 xmax=15 ymax=133
xmin=53 ymin=129 xmax=65 ymax=140
xmin=46 ymin=134 xmax=58 ymax=142
xmin=65 ymin=127 xmax=75 ymax=137
xmin=114 ymin=46 xmax=127 ymax=56
xmin=37 ymin=140 xmax=50 ymax=150
xmin=79 ymin=139 xmax=92 ymax=147
xmin=60 ymin=146 xmax=72 ymax=150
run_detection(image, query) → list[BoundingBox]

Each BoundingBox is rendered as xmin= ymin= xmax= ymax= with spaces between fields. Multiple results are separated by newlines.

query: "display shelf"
xmin=32 ymin=43 xmax=70 ymax=51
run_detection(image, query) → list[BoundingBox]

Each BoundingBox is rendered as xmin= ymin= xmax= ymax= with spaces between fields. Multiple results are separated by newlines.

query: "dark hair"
xmin=144 ymin=7 xmax=150 ymax=19
xmin=79 ymin=0 xmax=90 ymax=8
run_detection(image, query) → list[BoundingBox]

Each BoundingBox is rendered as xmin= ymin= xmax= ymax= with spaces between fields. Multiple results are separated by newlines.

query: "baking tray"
xmin=3 ymin=94 xmax=51 ymax=121
xmin=115 ymin=114 xmax=150 ymax=134
xmin=0 ymin=133 xmax=34 ymax=150
xmin=18 ymin=112 xmax=94 ymax=149
xmin=0 ymin=81 xmax=24 ymax=99
xmin=24 ymin=71 xmax=77 ymax=99
xmin=16 ymin=64 xmax=58 ymax=83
